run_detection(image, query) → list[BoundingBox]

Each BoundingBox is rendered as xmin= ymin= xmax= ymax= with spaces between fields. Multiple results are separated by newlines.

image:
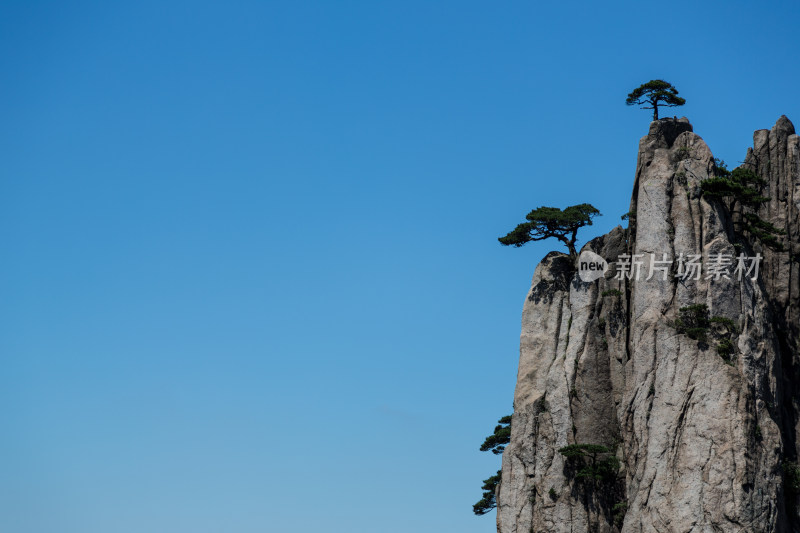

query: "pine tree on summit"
xmin=626 ymin=79 xmax=686 ymax=120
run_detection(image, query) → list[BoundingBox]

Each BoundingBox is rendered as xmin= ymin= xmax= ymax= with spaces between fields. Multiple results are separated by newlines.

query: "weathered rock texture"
xmin=498 ymin=117 xmax=800 ymax=533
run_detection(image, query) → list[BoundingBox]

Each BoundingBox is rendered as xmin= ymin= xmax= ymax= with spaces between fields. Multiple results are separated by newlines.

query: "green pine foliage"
xmin=480 ymin=415 xmax=512 ymax=455
xmin=672 ymin=304 xmax=710 ymax=341
xmin=710 ymin=316 xmax=739 ymax=333
xmin=499 ymin=204 xmax=601 ymax=259
xmin=742 ymin=213 xmax=786 ymax=250
xmin=601 ymin=289 xmax=623 ymax=297
xmin=613 ymin=501 xmax=628 ymax=527
xmin=701 ymin=163 xmax=768 ymax=206
xmin=472 ymin=470 xmax=501 ymax=515
xmin=717 ymin=339 xmax=734 ymax=360
xmin=701 ymin=159 xmax=785 ymax=250
xmin=558 ymin=443 xmax=620 ymax=484
xmin=626 ymin=80 xmax=686 ymax=120
xmin=671 ymin=304 xmax=739 ymax=362
xmin=473 ymin=415 xmax=512 ymax=515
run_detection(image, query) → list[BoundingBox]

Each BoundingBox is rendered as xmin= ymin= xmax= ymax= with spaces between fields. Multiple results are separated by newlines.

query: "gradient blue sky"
xmin=1 ymin=1 xmax=798 ymax=532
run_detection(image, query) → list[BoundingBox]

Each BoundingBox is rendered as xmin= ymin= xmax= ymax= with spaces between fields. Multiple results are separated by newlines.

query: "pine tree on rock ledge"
xmin=499 ymin=204 xmax=601 ymax=259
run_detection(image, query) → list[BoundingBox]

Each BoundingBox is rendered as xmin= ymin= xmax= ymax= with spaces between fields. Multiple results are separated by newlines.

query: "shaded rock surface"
xmin=498 ymin=117 xmax=800 ymax=533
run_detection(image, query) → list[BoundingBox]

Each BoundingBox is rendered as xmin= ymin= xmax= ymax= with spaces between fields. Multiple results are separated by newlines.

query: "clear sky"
xmin=1 ymin=1 xmax=798 ymax=532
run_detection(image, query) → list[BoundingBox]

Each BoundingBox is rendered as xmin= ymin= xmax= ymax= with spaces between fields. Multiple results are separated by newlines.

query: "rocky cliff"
xmin=498 ymin=117 xmax=800 ymax=533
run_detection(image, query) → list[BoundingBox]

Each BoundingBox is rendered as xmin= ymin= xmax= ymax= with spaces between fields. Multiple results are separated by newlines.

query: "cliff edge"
xmin=498 ymin=117 xmax=800 ymax=533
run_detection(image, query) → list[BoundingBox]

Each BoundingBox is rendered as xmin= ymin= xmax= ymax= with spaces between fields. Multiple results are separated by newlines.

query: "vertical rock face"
xmin=498 ymin=117 xmax=800 ymax=533
xmin=744 ymin=119 xmax=800 ymax=465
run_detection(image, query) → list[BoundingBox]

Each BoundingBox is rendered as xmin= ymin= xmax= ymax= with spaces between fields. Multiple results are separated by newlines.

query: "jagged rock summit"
xmin=498 ymin=117 xmax=800 ymax=533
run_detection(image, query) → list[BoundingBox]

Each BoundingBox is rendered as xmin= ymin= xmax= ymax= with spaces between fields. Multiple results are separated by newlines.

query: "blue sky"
xmin=1 ymin=1 xmax=798 ymax=532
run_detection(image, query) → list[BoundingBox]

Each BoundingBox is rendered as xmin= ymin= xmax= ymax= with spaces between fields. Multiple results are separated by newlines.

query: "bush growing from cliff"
xmin=710 ymin=316 xmax=739 ymax=333
xmin=702 ymin=160 xmax=768 ymax=206
xmin=480 ymin=415 xmax=512 ymax=455
xmin=558 ymin=443 xmax=620 ymax=484
xmin=672 ymin=304 xmax=710 ymax=341
xmin=601 ymin=289 xmax=623 ymax=298
xmin=473 ymin=415 xmax=512 ymax=515
xmin=472 ymin=470 xmax=501 ymax=515
xmin=613 ymin=501 xmax=628 ymax=527
xmin=701 ymin=159 xmax=785 ymax=250
xmin=625 ymin=79 xmax=686 ymax=120
xmin=717 ymin=339 xmax=734 ymax=360
xmin=499 ymin=204 xmax=601 ymax=259
xmin=671 ymin=304 xmax=739 ymax=362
